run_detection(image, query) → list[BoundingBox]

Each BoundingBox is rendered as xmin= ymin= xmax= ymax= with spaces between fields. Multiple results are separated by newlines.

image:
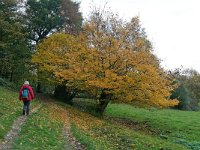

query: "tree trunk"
xmin=54 ymin=85 xmax=76 ymax=105
xmin=9 ymin=70 xmax=14 ymax=82
xmin=96 ymin=90 xmax=111 ymax=116
xmin=96 ymin=99 xmax=110 ymax=116
xmin=0 ymin=66 xmax=3 ymax=77
xmin=37 ymin=81 xmax=42 ymax=93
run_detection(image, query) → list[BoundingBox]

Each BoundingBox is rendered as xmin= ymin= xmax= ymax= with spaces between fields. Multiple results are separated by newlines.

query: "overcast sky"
xmin=78 ymin=0 xmax=200 ymax=72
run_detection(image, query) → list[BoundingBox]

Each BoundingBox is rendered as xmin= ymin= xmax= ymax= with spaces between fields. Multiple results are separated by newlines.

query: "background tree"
xmin=25 ymin=0 xmax=83 ymax=92
xmin=182 ymin=69 xmax=200 ymax=102
xmin=0 ymin=0 xmax=30 ymax=83
xmin=170 ymin=68 xmax=200 ymax=110
xmin=32 ymin=9 xmax=178 ymax=115
xmin=25 ymin=0 xmax=83 ymax=44
xmin=170 ymin=82 xmax=193 ymax=110
xmin=25 ymin=0 xmax=61 ymax=45
xmin=60 ymin=0 xmax=82 ymax=33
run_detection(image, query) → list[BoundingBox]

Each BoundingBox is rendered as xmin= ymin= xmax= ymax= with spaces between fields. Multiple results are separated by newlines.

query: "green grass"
xmin=72 ymin=98 xmax=98 ymax=115
xmin=12 ymin=106 xmax=67 ymax=150
xmin=71 ymin=124 xmax=107 ymax=150
xmin=66 ymin=103 xmax=187 ymax=150
xmin=0 ymin=87 xmax=22 ymax=141
xmin=0 ymin=86 xmax=73 ymax=150
xmin=105 ymin=103 xmax=200 ymax=149
xmin=0 ymin=86 xmax=40 ymax=141
xmin=0 ymin=86 xmax=197 ymax=149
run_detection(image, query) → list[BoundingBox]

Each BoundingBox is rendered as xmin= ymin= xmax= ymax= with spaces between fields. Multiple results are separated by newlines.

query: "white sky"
xmin=78 ymin=0 xmax=200 ymax=72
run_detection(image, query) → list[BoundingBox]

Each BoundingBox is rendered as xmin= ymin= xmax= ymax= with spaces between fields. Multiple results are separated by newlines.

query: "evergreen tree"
xmin=170 ymin=69 xmax=200 ymax=111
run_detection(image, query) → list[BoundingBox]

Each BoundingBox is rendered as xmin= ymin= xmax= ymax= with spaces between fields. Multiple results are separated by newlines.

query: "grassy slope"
xmin=105 ymin=104 xmax=200 ymax=149
xmin=12 ymin=106 xmax=67 ymax=150
xmin=0 ymin=87 xmax=40 ymax=141
xmin=66 ymin=102 xmax=187 ymax=150
xmin=0 ymin=87 xmax=22 ymax=140
xmin=1 ymin=87 xmax=197 ymax=149
xmin=0 ymin=86 xmax=74 ymax=150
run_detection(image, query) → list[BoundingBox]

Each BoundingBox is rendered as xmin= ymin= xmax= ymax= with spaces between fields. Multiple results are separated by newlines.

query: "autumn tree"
xmin=32 ymin=10 xmax=178 ymax=114
xmin=32 ymin=33 xmax=78 ymax=102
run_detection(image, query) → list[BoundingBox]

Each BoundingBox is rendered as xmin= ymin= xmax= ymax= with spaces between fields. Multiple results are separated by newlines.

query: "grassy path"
xmin=0 ymin=105 xmax=42 ymax=150
xmin=38 ymin=96 xmax=85 ymax=150
xmin=0 ymin=87 xmax=84 ymax=150
xmin=1 ymin=86 xmax=196 ymax=149
xmin=0 ymin=87 xmax=22 ymax=141
xmin=11 ymin=95 xmax=85 ymax=150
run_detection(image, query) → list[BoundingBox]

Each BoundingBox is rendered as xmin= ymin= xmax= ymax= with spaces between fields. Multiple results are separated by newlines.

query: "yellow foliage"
xmin=32 ymin=16 xmax=179 ymax=108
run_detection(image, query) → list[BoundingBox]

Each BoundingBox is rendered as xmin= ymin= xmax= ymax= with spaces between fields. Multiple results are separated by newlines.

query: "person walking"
xmin=19 ymin=81 xmax=35 ymax=115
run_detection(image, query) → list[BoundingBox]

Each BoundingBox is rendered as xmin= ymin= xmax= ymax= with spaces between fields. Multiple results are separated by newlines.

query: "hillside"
xmin=105 ymin=104 xmax=200 ymax=149
xmin=0 ymin=86 xmax=199 ymax=149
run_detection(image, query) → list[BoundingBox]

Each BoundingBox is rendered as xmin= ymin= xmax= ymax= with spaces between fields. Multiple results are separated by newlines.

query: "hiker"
xmin=19 ymin=81 xmax=35 ymax=115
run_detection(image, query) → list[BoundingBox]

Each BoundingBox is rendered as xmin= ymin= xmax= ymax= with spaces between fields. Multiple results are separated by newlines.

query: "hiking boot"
xmin=22 ymin=110 xmax=26 ymax=115
xmin=26 ymin=110 xmax=29 ymax=116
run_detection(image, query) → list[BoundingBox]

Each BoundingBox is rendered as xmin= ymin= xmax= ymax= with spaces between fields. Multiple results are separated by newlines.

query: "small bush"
xmin=0 ymin=78 xmax=18 ymax=90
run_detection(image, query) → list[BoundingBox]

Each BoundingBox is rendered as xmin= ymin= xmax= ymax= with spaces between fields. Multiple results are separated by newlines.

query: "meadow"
xmin=105 ymin=104 xmax=200 ymax=149
xmin=1 ymin=87 xmax=199 ymax=149
xmin=70 ymin=98 xmax=200 ymax=149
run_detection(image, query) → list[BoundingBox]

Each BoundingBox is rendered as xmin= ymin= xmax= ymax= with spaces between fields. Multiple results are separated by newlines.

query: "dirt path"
xmin=39 ymin=95 xmax=86 ymax=150
xmin=0 ymin=104 xmax=42 ymax=150
xmin=62 ymin=108 xmax=85 ymax=150
xmin=0 ymin=95 xmax=85 ymax=150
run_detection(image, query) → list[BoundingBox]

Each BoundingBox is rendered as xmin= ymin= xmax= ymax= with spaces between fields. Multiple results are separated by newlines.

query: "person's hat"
xmin=24 ymin=81 xmax=29 ymax=85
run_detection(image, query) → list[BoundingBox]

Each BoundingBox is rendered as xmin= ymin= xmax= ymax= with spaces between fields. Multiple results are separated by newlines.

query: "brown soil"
xmin=37 ymin=95 xmax=86 ymax=150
